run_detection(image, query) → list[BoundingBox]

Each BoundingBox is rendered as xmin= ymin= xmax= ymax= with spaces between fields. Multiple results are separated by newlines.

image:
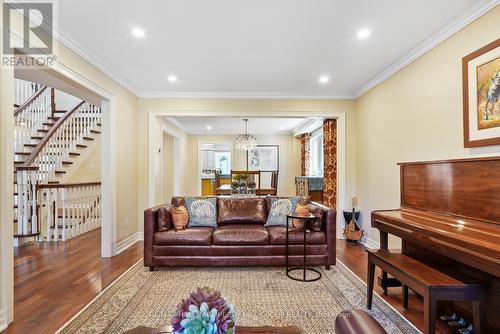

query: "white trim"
xmin=46 ymin=61 xmax=118 ymax=258
xmin=360 ymin=236 xmax=380 ymax=249
xmin=0 ymin=309 xmax=7 ymax=332
xmin=54 ymin=23 xmax=140 ymax=96
xmin=352 ymin=0 xmax=499 ymax=98
xmin=49 ymin=1 xmax=497 ymax=100
xmin=138 ymin=91 xmax=355 ymax=100
xmin=115 ymin=232 xmax=144 ymax=255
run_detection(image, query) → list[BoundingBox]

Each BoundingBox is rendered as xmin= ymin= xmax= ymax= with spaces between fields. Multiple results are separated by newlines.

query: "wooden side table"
xmin=285 ymin=214 xmax=322 ymax=282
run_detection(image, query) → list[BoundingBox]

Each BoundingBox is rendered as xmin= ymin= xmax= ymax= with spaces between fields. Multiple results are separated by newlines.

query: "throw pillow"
xmin=265 ymin=197 xmax=299 ymax=227
xmin=172 ymin=206 xmax=189 ymax=230
xmin=185 ymin=197 xmax=218 ymax=228
xmin=157 ymin=207 xmax=173 ymax=231
xmin=293 ymin=203 xmax=310 ymax=229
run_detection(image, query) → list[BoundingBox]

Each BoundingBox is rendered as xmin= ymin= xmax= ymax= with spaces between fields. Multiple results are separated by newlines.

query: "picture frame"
xmin=247 ymin=145 xmax=279 ymax=171
xmin=462 ymin=38 xmax=500 ymax=147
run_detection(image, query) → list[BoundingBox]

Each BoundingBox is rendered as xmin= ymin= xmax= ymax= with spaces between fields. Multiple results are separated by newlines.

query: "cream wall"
xmin=355 ymin=6 xmax=500 ymax=245
xmin=137 ymin=99 xmax=357 ymax=230
xmin=68 ymin=144 xmax=101 ymax=183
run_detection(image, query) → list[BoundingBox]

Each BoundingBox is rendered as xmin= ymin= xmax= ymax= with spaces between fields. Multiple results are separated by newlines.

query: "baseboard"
xmin=116 ymin=232 xmax=143 ymax=255
xmin=0 ymin=309 xmax=7 ymax=332
xmin=360 ymin=236 xmax=380 ymax=249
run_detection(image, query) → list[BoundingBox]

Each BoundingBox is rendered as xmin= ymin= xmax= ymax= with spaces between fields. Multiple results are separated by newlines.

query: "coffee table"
xmin=123 ymin=325 xmax=301 ymax=334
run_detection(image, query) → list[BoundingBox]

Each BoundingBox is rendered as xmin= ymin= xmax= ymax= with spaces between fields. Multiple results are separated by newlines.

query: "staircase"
xmin=13 ymin=79 xmax=102 ymax=243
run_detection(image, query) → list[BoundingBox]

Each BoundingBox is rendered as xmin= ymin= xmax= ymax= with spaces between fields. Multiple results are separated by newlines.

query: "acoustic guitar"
xmin=343 ymin=197 xmax=364 ymax=243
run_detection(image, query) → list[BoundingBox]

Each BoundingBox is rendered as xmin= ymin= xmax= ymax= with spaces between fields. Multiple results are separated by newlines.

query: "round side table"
xmin=285 ymin=214 xmax=322 ymax=282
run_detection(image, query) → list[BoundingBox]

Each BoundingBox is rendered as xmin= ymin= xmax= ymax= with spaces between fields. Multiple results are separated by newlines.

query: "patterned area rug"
xmin=56 ymin=260 xmax=419 ymax=334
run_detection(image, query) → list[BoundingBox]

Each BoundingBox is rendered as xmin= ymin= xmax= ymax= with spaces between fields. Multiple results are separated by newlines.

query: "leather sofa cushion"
xmin=267 ymin=226 xmax=326 ymax=245
xmin=217 ymin=198 xmax=267 ymax=224
xmin=335 ymin=309 xmax=388 ymax=334
xmin=213 ymin=224 xmax=269 ymax=245
xmin=157 ymin=207 xmax=172 ymax=231
xmin=154 ymin=227 xmax=214 ymax=245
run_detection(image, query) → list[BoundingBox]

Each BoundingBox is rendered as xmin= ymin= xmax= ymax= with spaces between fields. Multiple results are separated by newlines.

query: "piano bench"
xmin=366 ymin=249 xmax=487 ymax=334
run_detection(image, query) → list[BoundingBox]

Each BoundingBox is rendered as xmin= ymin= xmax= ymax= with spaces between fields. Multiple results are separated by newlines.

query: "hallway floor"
xmin=4 ymin=232 xmax=452 ymax=334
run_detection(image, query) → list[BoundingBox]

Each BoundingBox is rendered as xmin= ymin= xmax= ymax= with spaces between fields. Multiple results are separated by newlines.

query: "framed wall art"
xmin=463 ymin=38 xmax=500 ymax=147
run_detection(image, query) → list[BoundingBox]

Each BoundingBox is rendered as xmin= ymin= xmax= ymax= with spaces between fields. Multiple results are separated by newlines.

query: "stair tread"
xmin=76 ymin=144 xmax=87 ymax=148
xmin=83 ymin=137 xmax=94 ymax=141
xmin=55 ymin=171 xmax=66 ymax=174
xmin=90 ymin=130 xmax=101 ymax=134
xmin=69 ymin=152 xmax=80 ymax=156
xmin=15 ymin=152 xmax=31 ymax=155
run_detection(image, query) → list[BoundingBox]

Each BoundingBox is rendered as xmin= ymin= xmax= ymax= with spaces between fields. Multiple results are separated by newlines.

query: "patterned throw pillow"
xmin=265 ymin=197 xmax=299 ymax=227
xmin=185 ymin=197 xmax=218 ymax=228
xmin=171 ymin=206 xmax=189 ymax=230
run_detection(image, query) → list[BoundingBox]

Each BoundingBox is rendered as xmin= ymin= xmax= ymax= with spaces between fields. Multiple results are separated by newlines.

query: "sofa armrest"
xmin=143 ymin=203 xmax=171 ymax=267
xmin=311 ymin=201 xmax=337 ymax=266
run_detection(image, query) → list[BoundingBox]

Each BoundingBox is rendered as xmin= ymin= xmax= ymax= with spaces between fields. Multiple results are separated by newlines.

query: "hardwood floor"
xmin=3 ymin=229 xmax=143 ymax=334
xmin=4 ymin=232 xmax=451 ymax=334
xmin=337 ymin=239 xmax=452 ymax=334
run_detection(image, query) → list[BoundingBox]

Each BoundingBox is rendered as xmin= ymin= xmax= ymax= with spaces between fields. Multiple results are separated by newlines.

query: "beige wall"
xmin=355 ymin=6 xmax=500 ymax=246
xmin=68 ymin=144 xmax=101 ymax=183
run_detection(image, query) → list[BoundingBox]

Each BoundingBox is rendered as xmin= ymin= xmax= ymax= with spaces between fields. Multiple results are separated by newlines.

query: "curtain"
xmin=300 ymin=133 xmax=311 ymax=176
xmin=323 ymin=119 xmax=337 ymax=209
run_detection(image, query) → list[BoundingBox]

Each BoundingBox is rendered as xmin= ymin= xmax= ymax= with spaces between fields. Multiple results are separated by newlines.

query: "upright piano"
xmin=372 ymin=157 xmax=500 ymax=333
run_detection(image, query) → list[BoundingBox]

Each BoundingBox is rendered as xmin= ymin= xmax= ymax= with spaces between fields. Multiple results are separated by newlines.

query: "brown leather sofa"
xmin=144 ymin=196 xmax=336 ymax=270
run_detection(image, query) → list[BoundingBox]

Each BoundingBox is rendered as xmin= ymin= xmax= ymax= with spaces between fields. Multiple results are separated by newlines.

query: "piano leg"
xmin=379 ymin=230 xmax=389 ymax=295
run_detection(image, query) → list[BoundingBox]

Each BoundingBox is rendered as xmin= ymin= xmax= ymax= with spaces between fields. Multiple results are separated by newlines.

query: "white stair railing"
xmin=15 ymin=101 xmax=101 ymax=239
xmin=14 ymin=85 xmax=51 ymax=153
xmin=14 ymin=79 xmax=43 ymax=107
xmin=37 ymin=183 xmax=102 ymax=241
xmin=29 ymin=102 xmax=101 ymax=182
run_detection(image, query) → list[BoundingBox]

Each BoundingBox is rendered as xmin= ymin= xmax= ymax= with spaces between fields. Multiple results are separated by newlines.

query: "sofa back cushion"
xmin=217 ymin=197 xmax=267 ymax=224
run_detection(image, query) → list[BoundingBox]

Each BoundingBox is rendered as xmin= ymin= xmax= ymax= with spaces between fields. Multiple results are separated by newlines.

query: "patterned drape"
xmin=300 ymin=133 xmax=311 ymax=176
xmin=323 ymin=119 xmax=337 ymax=209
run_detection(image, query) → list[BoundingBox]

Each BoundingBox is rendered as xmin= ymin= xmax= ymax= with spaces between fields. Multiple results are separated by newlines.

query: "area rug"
xmin=56 ymin=260 xmax=420 ymax=334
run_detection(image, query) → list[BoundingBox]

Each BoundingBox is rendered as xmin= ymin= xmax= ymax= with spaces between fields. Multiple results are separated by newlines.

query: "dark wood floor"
xmin=337 ymin=240 xmax=452 ymax=334
xmin=4 ymin=232 xmax=451 ymax=334
xmin=3 ymin=229 xmax=143 ymax=334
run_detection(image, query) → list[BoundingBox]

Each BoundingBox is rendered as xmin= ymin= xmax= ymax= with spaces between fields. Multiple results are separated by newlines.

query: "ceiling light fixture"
xmin=206 ymin=125 xmax=212 ymax=130
xmin=318 ymin=75 xmax=330 ymax=84
xmin=357 ymin=28 xmax=371 ymax=40
xmin=167 ymin=75 xmax=178 ymax=83
xmin=131 ymin=27 xmax=145 ymax=38
xmin=236 ymin=119 xmax=257 ymax=151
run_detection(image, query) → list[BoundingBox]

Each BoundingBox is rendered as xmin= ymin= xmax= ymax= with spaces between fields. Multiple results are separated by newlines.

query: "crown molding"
xmin=352 ymin=0 xmax=499 ymax=98
xmin=138 ymin=91 xmax=355 ymax=100
xmin=12 ymin=0 xmax=497 ymax=100
xmin=54 ymin=25 xmax=140 ymax=96
xmin=164 ymin=117 xmax=190 ymax=133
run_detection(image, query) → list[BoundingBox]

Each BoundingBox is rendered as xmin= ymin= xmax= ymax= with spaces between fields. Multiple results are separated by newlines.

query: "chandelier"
xmin=235 ymin=119 xmax=257 ymax=151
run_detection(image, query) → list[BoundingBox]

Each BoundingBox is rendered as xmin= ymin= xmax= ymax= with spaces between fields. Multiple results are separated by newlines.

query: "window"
xmin=309 ymin=131 xmax=323 ymax=176
xmin=214 ymin=151 xmax=231 ymax=175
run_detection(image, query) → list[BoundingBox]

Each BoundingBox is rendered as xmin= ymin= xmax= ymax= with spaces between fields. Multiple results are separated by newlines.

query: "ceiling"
xmin=56 ymin=0 xmax=495 ymax=97
xmin=167 ymin=116 xmax=321 ymax=134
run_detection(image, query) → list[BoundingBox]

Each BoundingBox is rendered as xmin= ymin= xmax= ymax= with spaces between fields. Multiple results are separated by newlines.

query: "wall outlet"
xmin=124 ymin=218 xmax=129 ymax=227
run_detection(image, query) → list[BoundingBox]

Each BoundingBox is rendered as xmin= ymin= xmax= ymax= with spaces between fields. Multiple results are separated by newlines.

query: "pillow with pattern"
xmin=265 ymin=197 xmax=299 ymax=227
xmin=185 ymin=197 xmax=218 ymax=228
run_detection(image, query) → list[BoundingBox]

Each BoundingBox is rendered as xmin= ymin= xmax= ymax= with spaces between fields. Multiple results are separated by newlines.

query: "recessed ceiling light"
xmin=318 ymin=75 xmax=330 ymax=84
xmin=167 ymin=75 xmax=178 ymax=83
xmin=279 ymin=126 xmax=285 ymax=130
xmin=206 ymin=125 xmax=212 ymax=130
xmin=131 ymin=27 xmax=145 ymax=38
xmin=357 ymin=28 xmax=371 ymax=40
